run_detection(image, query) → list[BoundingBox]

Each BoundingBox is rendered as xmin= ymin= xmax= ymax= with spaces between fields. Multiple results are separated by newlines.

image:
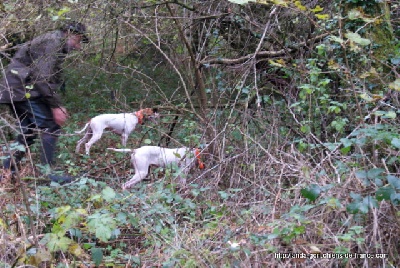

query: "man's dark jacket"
xmin=0 ymin=30 xmax=67 ymax=108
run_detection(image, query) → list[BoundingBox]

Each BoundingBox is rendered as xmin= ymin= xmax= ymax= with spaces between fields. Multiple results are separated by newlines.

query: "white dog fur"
xmin=107 ymin=146 xmax=204 ymax=190
xmin=75 ymin=108 xmax=157 ymax=155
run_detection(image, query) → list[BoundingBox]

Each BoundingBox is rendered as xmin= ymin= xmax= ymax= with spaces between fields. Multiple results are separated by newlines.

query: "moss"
xmin=369 ymin=2 xmax=395 ymax=61
xmin=370 ymin=24 xmax=395 ymax=61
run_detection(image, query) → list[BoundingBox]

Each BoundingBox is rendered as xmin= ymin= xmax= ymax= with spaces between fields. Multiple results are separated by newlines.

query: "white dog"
xmin=107 ymin=146 xmax=205 ymax=190
xmin=75 ymin=108 xmax=158 ymax=155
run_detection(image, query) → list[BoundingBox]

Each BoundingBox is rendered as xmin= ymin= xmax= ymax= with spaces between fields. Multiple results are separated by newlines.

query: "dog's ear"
xmin=141 ymin=108 xmax=152 ymax=116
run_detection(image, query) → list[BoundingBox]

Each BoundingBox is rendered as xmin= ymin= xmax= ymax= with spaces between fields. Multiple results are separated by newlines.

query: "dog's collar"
xmin=135 ymin=110 xmax=144 ymax=124
xmin=195 ymin=148 xmax=205 ymax=169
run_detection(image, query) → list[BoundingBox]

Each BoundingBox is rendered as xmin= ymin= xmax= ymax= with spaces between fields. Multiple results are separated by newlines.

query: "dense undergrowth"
xmin=1 ymin=0 xmax=400 ymax=267
xmin=1 ymin=77 xmax=399 ymax=267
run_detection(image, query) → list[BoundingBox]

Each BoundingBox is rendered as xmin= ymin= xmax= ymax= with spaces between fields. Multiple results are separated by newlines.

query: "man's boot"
xmin=2 ymin=149 xmax=25 ymax=181
xmin=41 ymin=133 xmax=74 ymax=184
xmin=3 ymin=150 xmax=25 ymax=170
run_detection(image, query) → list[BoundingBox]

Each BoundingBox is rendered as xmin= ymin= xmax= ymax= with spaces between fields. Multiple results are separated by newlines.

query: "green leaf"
xmin=10 ymin=142 xmax=26 ymax=152
xmin=57 ymin=7 xmax=71 ymax=17
xmin=144 ymin=138 xmax=152 ymax=144
xmin=387 ymin=175 xmax=400 ymax=190
xmin=367 ymin=168 xmax=385 ymax=178
xmin=25 ymin=248 xmax=52 ymax=266
xmin=89 ymin=194 xmax=101 ymax=201
xmin=330 ymin=35 xmax=344 ymax=44
xmin=116 ymin=212 xmax=128 ymax=224
xmin=346 ymin=202 xmax=359 ymax=214
xmin=374 ymin=110 xmax=396 ymax=119
xmin=91 ymin=247 xmax=103 ymax=266
xmin=348 ymin=9 xmax=363 ymax=20
xmin=376 ymin=186 xmax=395 ymax=201
xmin=300 ymin=125 xmax=310 ymax=133
xmin=294 ymin=0 xmax=307 ymax=11
xmin=346 ymin=201 xmax=368 ymax=214
xmin=338 ymin=233 xmax=352 ymax=241
xmin=218 ymin=191 xmax=229 ymax=200
xmin=87 ymin=213 xmax=117 ymax=242
xmin=267 ymin=233 xmax=279 ymax=240
xmin=61 ymin=211 xmax=82 ymax=231
xmin=355 ymin=170 xmax=370 ymax=186
xmin=55 ymin=205 xmax=72 ymax=216
xmin=68 ymin=228 xmax=82 ymax=239
xmin=68 ymin=242 xmax=85 ymax=258
xmin=95 ymin=224 xmax=112 ymax=242
xmin=355 ymin=169 xmax=384 ymax=186
xmin=273 ymin=0 xmax=289 ymax=6
xmin=340 ymin=138 xmax=353 ymax=148
xmin=83 ymin=243 xmax=95 ymax=250
xmin=347 ymin=194 xmax=377 ymax=214
xmin=300 ymin=184 xmax=321 ymax=202
xmin=43 ymin=233 xmax=73 ymax=252
xmin=359 ymin=93 xmax=373 ymax=102
xmin=340 ymin=146 xmax=351 ymax=154
xmin=310 ymin=5 xmax=324 ymax=13
xmin=111 ymin=228 xmax=121 ymax=239
xmin=362 ymin=196 xmax=378 ymax=210
xmin=315 ymin=14 xmax=329 ymax=20
xmin=348 ymin=8 xmax=374 ymax=23
xmin=384 ymin=111 xmax=396 ymax=119
xmin=293 ymin=225 xmax=306 ymax=235
xmin=345 ymin=32 xmax=371 ymax=46
xmin=349 ymin=192 xmax=362 ymax=201
xmin=390 ymin=193 xmax=400 ymax=205
xmin=391 ymin=57 xmax=400 ymax=65
xmin=391 ymin=138 xmax=400 ymax=149
xmin=326 ymin=197 xmax=342 ymax=209
xmin=101 ymin=186 xmax=116 ymax=202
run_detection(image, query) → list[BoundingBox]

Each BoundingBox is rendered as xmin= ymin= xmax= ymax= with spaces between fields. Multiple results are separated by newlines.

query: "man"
xmin=0 ymin=21 xmax=89 ymax=183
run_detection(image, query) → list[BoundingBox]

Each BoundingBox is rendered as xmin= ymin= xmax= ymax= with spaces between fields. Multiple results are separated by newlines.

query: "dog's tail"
xmin=107 ymin=148 xmax=133 ymax=153
xmin=75 ymin=122 xmax=90 ymax=134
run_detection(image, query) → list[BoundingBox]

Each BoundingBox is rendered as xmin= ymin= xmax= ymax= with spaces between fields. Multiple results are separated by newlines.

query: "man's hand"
xmin=52 ymin=107 xmax=69 ymax=126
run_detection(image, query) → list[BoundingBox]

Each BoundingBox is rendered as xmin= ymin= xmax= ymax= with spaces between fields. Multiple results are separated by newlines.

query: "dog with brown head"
xmin=75 ymin=108 xmax=159 ymax=155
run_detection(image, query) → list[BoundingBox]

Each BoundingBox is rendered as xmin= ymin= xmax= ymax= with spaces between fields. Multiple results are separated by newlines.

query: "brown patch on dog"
xmin=135 ymin=108 xmax=159 ymax=125
xmin=140 ymin=108 xmax=155 ymax=116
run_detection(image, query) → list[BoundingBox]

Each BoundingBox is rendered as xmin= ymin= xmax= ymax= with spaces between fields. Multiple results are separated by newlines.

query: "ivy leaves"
xmin=87 ymin=212 xmax=117 ymax=242
xmin=347 ymin=170 xmax=400 ymax=213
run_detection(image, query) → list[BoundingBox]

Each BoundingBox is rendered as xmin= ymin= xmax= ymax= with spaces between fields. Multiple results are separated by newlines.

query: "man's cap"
xmin=62 ymin=21 xmax=89 ymax=43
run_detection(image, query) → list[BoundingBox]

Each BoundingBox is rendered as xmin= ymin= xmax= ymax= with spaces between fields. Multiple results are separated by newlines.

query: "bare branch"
xmin=200 ymin=32 xmax=330 ymax=66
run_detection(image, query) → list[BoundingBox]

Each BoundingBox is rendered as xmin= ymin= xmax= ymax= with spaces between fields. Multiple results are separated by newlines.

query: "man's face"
xmin=64 ymin=33 xmax=83 ymax=53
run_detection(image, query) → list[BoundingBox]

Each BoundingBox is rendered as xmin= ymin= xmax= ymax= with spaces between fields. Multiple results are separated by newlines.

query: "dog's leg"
xmin=177 ymin=165 xmax=189 ymax=186
xmin=84 ymin=132 xmax=103 ymax=155
xmin=177 ymin=155 xmax=194 ymax=186
xmin=122 ymin=153 xmax=149 ymax=189
xmin=75 ymin=131 xmax=91 ymax=154
xmin=122 ymin=173 xmax=147 ymax=190
xmin=121 ymin=132 xmax=129 ymax=147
